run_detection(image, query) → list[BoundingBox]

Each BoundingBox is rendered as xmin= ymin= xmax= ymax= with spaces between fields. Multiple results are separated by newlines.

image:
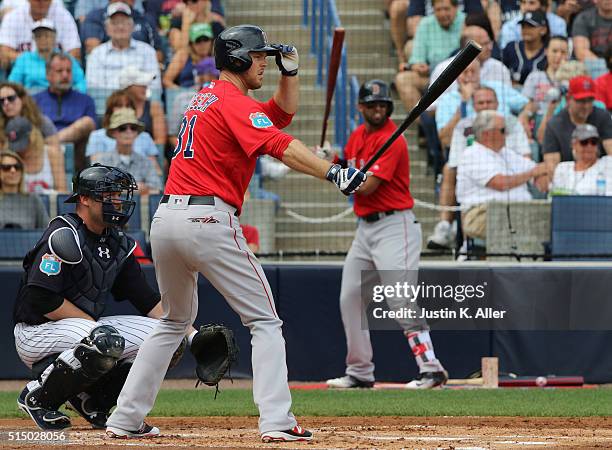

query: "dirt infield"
xmin=1 ymin=416 xmax=610 ymax=449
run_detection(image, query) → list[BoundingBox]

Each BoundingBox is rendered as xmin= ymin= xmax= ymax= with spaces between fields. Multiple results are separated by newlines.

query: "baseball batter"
xmin=106 ymin=24 xmax=367 ymax=442
xmin=13 ymin=165 xmax=187 ymax=431
xmin=325 ymin=80 xmax=448 ymax=390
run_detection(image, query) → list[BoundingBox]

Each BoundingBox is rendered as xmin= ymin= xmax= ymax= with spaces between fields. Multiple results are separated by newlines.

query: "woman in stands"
xmin=520 ymin=36 xmax=569 ymax=139
xmin=168 ymin=0 xmax=224 ymax=53
xmin=0 ymin=150 xmax=49 ymax=229
xmin=86 ymin=90 xmax=161 ymax=173
xmin=163 ymin=23 xmax=214 ymax=89
xmin=0 ymin=82 xmax=61 ymax=156
xmin=502 ymin=10 xmax=549 ymax=86
xmin=3 ymin=117 xmax=66 ymax=194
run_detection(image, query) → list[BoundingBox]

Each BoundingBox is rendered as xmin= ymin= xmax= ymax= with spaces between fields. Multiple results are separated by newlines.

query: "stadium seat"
xmin=38 ymin=194 xmax=50 ymax=217
xmin=0 ymin=229 xmax=42 ymax=260
xmin=63 ymin=143 xmax=75 ymax=187
xmin=551 ymin=196 xmax=612 ymax=260
xmin=148 ymin=193 xmax=163 ymax=226
xmin=56 ymin=194 xmax=142 ymax=231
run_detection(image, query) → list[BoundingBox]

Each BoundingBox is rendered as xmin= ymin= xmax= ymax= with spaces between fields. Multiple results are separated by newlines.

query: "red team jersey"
xmin=344 ymin=118 xmax=414 ymax=217
xmin=164 ymin=80 xmax=295 ymax=214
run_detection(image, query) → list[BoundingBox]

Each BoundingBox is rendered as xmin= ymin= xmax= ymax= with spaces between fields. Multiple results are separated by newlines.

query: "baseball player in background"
xmin=324 ymin=80 xmax=448 ymax=390
xmin=13 ymin=164 xmax=190 ymax=432
xmin=106 ymin=24 xmax=368 ymax=442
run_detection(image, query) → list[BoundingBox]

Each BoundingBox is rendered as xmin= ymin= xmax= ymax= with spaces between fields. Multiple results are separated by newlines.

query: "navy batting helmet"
xmin=358 ymin=79 xmax=394 ymax=117
xmin=65 ymin=164 xmax=137 ymax=227
xmin=214 ymin=24 xmax=278 ymax=73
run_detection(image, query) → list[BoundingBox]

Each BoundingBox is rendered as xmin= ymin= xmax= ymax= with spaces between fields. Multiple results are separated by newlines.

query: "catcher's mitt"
xmin=190 ymin=324 xmax=239 ymax=389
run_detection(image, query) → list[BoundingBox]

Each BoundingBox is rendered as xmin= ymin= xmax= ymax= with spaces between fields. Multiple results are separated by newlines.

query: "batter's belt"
xmin=160 ymin=195 xmax=216 ymax=206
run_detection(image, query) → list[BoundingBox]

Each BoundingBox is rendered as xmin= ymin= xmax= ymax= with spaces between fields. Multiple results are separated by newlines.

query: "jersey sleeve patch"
xmin=249 ymin=112 xmax=273 ymax=129
xmin=39 ymin=253 xmax=62 ymax=276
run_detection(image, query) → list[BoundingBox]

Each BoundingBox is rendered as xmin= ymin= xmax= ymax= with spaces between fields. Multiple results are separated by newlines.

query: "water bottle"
xmin=596 ymin=171 xmax=606 ymax=196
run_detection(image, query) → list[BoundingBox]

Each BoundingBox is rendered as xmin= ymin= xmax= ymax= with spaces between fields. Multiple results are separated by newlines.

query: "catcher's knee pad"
xmin=74 ymin=325 xmax=125 ymax=379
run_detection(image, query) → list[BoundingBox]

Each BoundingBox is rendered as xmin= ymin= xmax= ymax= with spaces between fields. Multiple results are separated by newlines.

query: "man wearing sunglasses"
xmin=457 ymin=110 xmax=548 ymax=240
xmin=13 ymin=163 xmax=191 ymax=432
xmin=542 ymin=75 xmax=612 ymax=188
xmin=94 ymin=108 xmax=161 ymax=195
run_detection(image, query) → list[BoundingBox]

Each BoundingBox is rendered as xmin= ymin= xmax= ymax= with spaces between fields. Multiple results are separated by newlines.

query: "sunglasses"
xmin=578 ymin=137 xmax=599 ymax=146
xmin=1 ymin=163 xmax=23 ymax=172
xmin=185 ymin=0 xmax=201 ymax=4
xmin=0 ymin=94 xmax=18 ymax=104
xmin=117 ymin=124 xmax=139 ymax=132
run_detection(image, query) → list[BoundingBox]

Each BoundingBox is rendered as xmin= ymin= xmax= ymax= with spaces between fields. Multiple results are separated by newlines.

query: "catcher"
xmin=13 ymin=164 xmax=236 ymax=432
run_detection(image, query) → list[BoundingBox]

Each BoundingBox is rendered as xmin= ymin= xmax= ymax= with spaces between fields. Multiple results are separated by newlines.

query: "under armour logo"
xmin=98 ymin=247 xmax=111 ymax=259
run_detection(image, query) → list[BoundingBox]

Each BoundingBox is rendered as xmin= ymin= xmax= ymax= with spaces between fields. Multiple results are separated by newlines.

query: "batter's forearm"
xmin=282 ymin=139 xmax=332 ymax=179
xmin=273 ymin=75 xmax=299 ymax=115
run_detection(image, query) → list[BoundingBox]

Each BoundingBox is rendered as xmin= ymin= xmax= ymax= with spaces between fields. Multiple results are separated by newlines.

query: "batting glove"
xmin=326 ymin=164 xmax=367 ymax=196
xmin=273 ymin=44 xmax=299 ymax=76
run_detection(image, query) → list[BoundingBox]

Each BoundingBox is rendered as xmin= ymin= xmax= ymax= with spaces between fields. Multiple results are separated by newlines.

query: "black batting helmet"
xmin=358 ymin=79 xmax=394 ymax=117
xmin=214 ymin=24 xmax=278 ymax=73
xmin=65 ymin=164 xmax=137 ymax=227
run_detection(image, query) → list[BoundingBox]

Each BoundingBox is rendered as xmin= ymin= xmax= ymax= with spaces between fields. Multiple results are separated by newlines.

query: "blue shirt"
xmin=499 ymin=13 xmax=567 ymax=49
xmin=435 ymin=80 xmax=529 ymax=131
xmin=33 ymin=89 xmax=96 ymax=131
xmin=8 ymin=51 xmax=86 ymax=93
xmin=85 ymin=128 xmax=159 ymax=158
xmin=502 ymin=40 xmax=547 ymax=85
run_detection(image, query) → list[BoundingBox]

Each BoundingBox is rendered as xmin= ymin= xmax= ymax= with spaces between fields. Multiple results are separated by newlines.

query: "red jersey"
xmin=594 ymin=72 xmax=612 ymax=110
xmin=344 ymin=118 xmax=414 ymax=217
xmin=164 ymin=80 xmax=294 ymax=215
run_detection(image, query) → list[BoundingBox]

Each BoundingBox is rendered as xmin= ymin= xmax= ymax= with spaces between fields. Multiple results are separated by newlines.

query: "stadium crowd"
xmin=387 ymin=0 xmax=611 ymax=250
xmin=0 ymin=0 xmax=610 ymax=258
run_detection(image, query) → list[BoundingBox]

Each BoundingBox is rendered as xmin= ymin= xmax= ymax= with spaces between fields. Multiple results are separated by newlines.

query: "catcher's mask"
xmin=64 ymin=163 xmax=137 ymax=227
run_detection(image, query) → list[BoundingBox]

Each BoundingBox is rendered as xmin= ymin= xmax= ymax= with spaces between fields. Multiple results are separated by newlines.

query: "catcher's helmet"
xmin=358 ymin=79 xmax=394 ymax=117
xmin=214 ymin=24 xmax=278 ymax=73
xmin=64 ymin=164 xmax=137 ymax=227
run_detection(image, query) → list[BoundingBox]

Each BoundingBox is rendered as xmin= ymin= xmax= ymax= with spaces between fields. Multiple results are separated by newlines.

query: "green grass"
xmin=1 ymin=388 xmax=611 ymax=419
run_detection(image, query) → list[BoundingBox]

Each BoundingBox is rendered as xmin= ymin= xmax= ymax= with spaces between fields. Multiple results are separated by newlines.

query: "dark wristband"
xmin=326 ymin=164 xmax=341 ymax=182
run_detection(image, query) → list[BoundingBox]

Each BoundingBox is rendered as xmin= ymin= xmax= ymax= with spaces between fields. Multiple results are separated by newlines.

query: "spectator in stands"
xmin=502 ymin=10 xmax=550 ymax=86
xmin=74 ymin=0 xmax=144 ymax=23
xmin=520 ymin=36 xmax=570 ymax=138
xmin=95 ymin=108 xmax=161 ymax=195
xmin=550 ymin=124 xmax=611 ymax=195
xmin=594 ymin=46 xmax=612 ymax=111
xmin=81 ymin=0 xmax=163 ymax=62
xmin=0 ymin=150 xmax=49 ymax=229
xmin=464 ymin=12 xmax=504 ymax=60
xmin=428 ymin=87 xmax=532 ymax=249
xmin=86 ymin=2 xmax=161 ymax=90
xmin=571 ymin=0 xmax=612 ymax=64
xmin=8 ymin=20 xmax=86 ymax=93
xmin=395 ymin=0 xmax=465 ymax=121
xmin=163 ymin=22 xmax=214 ymax=88
xmin=435 ymin=58 xmax=529 ymax=148
xmin=0 ymin=82 xmax=60 ymax=154
xmin=118 ymin=66 xmax=167 ymax=146
xmin=168 ymin=0 xmax=224 ymax=53
xmin=428 ymin=25 xmax=512 ymax=114
xmin=555 ymin=0 xmax=594 ymax=29
xmin=33 ymin=52 xmax=96 ymax=172
xmin=499 ymin=0 xmax=566 ymax=49
xmin=542 ymin=75 xmax=612 ymax=186
xmin=87 ymin=90 xmax=160 ymax=170
xmin=0 ymin=0 xmax=81 ymax=69
xmin=456 ymin=110 xmax=547 ymax=240
xmin=167 ymin=56 xmax=219 ymax=148
xmin=5 ymin=116 xmax=65 ymax=193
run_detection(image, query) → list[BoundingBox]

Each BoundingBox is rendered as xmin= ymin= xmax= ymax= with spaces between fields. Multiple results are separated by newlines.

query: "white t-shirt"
xmin=456 ymin=141 xmax=536 ymax=208
xmin=0 ymin=2 xmax=80 ymax=53
xmin=427 ymin=57 xmax=513 ymax=111
xmin=521 ymin=70 xmax=558 ymax=116
xmin=551 ymin=157 xmax=612 ymax=196
xmin=448 ymin=114 xmax=530 ymax=168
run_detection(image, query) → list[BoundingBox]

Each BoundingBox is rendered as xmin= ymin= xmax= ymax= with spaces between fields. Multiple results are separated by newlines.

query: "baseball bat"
xmin=361 ymin=40 xmax=482 ymax=173
xmin=320 ymin=27 xmax=345 ymax=147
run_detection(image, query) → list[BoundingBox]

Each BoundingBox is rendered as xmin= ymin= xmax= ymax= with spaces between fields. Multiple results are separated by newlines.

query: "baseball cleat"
xmin=326 ymin=375 xmax=374 ymax=389
xmin=106 ymin=422 xmax=160 ymax=439
xmin=66 ymin=393 xmax=109 ymax=429
xmin=17 ymin=386 xmax=71 ymax=430
xmin=427 ymin=220 xmax=455 ymax=250
xmin=405 ymin=370 xmax=448 ymax=389
xmin=261 ymin=425 xmax=313 ymax=442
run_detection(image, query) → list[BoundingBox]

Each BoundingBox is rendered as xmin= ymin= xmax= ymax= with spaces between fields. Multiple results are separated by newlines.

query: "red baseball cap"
xmin=568 ymin=75 xmax=596 ymax=100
